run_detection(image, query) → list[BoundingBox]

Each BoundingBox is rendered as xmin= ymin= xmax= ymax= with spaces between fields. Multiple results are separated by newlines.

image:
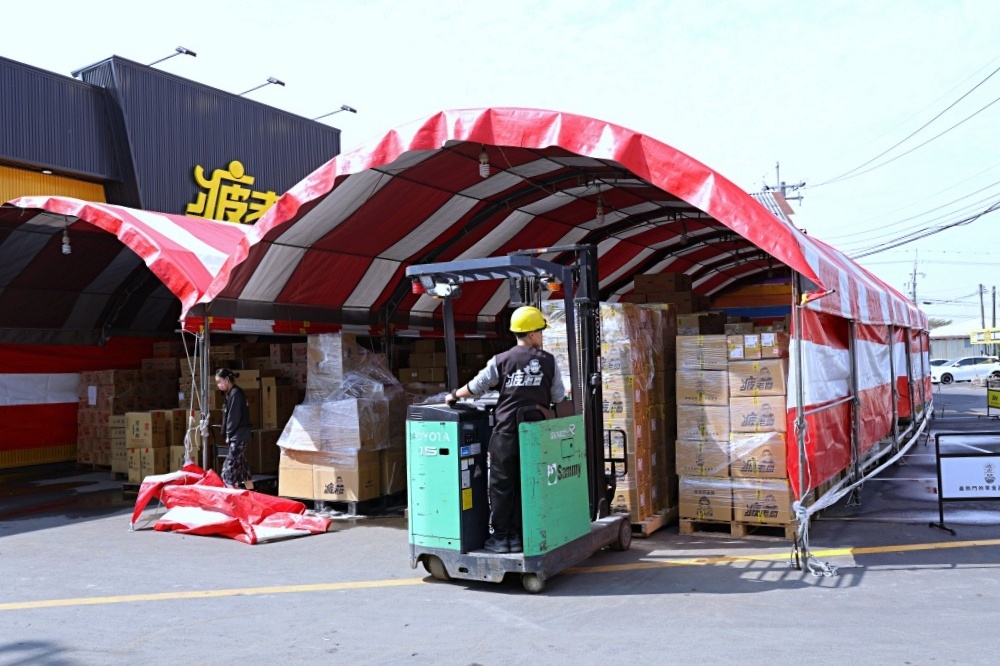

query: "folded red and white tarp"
xmin=130 ymin=465 xmax=331 ymax=544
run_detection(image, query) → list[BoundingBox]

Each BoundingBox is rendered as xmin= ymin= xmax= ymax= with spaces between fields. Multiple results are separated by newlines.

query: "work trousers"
xmin=488 ymin=429 xmax=521 ymax=540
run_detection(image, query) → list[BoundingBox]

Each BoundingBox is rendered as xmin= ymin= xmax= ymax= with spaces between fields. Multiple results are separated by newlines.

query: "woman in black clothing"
xmin=215 ymin=368 xmax=254 ymax=490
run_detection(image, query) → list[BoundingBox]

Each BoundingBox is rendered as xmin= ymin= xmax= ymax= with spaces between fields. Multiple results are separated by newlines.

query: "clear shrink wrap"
xmin=731 ymin=477 xmax=795 ymax=524
xmin=306 ymin=333 xmax=363 ymax=401
xmin=679 ymin=476 xmax=733 ymax=522
xmin=729 ymin=432 xmax=787 ymax=479
xmin=676 ymin=335 xmax=729 ymax=371
xmin=675 ymin=439 xmax=731 ymax=477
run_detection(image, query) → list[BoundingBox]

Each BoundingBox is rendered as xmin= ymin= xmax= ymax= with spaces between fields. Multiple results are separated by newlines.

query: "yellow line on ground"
xmin=5 ymin=537 xmax=1000 ymax=611
xmin=567 ymin=537 xmax=1000 ymax=575
xmin=0 ymin=578 xmax=425 ymax=612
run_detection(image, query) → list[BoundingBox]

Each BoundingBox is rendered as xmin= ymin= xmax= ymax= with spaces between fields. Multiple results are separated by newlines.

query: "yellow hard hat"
xmin=510 ymin=306 xmax=547 ymax=333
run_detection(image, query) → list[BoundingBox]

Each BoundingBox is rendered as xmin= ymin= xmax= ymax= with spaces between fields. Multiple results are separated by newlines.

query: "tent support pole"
xmin=792 ymin=272 xmax=808 ymax=568
xmin=919 ymin=331 xmax=929 ymax=416
xmin=201 ymin=311 xmax=212 ymax=472
xmin=848 ymin=320 xmax=862 ymax=486
xmin=904 ymin=327 xmax=916 ymax=431
xmin=889 ymin=324 xmax=900 ymax=454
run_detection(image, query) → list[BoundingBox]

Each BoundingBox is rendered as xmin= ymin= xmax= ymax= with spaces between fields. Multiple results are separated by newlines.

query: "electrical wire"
xmin=850 ymin=201 xmax=1000 ymax=258
xmin=813 ymin=55 xmax=1000 ymax=188
xmin=822 ymin=176 xmax=1000 ymax=243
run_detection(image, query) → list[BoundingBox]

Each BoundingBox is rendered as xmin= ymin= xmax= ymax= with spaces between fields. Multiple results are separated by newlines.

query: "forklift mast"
xmin=405 ymin=245 xmax=607 ymax=520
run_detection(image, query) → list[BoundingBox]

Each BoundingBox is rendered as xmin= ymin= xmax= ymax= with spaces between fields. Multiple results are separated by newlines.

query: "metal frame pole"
xmin=848 ymin=320 xmax=862 ymax=483
xmin=904 ymin=326 xmax=916 ymax=425
xmin=792 ymin=273 xmax=808 ymax=504
xmin=200 ymin=314 xmax=212 ymax=471
xmin=888 ymin=324 xmax=900 ymax=454
xmin=442 ymin=298 xmax=459 ymax=390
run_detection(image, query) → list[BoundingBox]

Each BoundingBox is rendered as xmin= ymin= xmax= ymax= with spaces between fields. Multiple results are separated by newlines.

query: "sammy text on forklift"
xmin=445 ymin=305 xmax=570 ymax=554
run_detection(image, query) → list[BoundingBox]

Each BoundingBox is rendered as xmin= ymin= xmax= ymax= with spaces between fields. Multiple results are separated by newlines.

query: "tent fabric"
xmin=130 ymin=465 xmax=331 ymax=544
xmin=0 ymin=196 xmax=249 ymax=333
xmin=194 ymin=107 xmax=925 ymax=332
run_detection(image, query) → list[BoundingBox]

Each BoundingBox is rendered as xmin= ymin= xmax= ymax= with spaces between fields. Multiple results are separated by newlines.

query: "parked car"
xmin=931 ymin=356 xmax=1000 ymax=384
xmin=929 ymin=359 xmax=951 ymax=367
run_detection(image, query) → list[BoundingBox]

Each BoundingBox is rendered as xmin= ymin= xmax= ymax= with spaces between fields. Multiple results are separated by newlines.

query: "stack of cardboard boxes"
xmin=625 ymin=273 xmax=710 ymax=314
xmin=395 ymin=338 xmax=491 ymax=397
xmin=542 ymin=300 xmax=678 ymax=524
xmin=277 ymin=332 xmax=407 ymax=503
xmin=124 ymin=408 xmax=200 ymax=483
xmin=675 ymin=313 xmax=794 ymax=528
xmin=77 ymin=368 xmax=179 ymax=468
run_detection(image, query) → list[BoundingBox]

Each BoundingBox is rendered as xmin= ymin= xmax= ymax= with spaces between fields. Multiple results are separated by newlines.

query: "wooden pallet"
xmin=631 ymin=505 xmax=678 ymax=538
xmin=306 ymin=490 xmax=407 ymax=517
xmin=679 ymin=518 xmax=797 ymax=542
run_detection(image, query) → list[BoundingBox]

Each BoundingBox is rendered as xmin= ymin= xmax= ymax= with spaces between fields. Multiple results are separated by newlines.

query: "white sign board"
xmin=939 ymin=456 xmax=1000 ymax=500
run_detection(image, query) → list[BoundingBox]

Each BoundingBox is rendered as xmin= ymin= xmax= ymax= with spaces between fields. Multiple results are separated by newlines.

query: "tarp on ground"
xmin=130 ymin=466 xmax=331 ymax=544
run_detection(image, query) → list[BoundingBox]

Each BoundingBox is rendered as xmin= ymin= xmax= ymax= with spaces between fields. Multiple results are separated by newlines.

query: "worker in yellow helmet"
xmin=446 ymin=305 xmax=568 ymax=553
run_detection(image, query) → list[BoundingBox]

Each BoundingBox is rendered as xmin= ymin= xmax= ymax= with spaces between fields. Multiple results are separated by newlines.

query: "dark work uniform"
xmin=221 ymin=383 xmax=253 ymax=487
xmin=487 ymin=345 xmax=557 ymax=541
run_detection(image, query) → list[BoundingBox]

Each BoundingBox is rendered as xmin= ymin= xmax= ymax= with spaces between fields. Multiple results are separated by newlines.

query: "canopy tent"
xmin=0 ymin=196 xmax=249 ymax=343
xmin=1 ymin=108 xmax=930 ymax=503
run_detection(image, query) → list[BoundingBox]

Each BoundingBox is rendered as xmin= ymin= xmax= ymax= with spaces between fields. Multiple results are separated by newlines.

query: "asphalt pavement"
xmin=2 ymin=383 xmax=999 ymax=665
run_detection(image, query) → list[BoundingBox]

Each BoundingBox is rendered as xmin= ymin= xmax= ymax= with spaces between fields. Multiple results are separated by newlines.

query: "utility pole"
xmin=980 ymin=283 xmax=986 ymax=329
xmin=992 ymin=285 xmax=996 ymax=328
xmin=906 ymin=250 xmax=924 ymax=303
xmin=763 ymin=162 xmax=806 ymax=205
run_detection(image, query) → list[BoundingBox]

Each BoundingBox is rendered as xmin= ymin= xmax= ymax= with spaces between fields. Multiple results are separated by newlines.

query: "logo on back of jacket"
xmin=505 ymin=359 xmax=544 ymax=388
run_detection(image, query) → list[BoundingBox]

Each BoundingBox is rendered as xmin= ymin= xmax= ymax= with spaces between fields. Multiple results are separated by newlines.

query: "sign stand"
xmin=930 ymin=431 xmax=1000 ymax=536
xmin=982 ymin=378 xmax=1000 ymax=420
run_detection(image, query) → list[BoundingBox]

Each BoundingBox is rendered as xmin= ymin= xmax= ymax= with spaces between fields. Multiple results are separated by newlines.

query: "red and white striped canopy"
xmin=2 ymin=108 xmax=926 ymax=337
xmin=0 ymin=196 xmax=248 ymax=341
xmin=205 ymin=108 xmax=925 ymax=332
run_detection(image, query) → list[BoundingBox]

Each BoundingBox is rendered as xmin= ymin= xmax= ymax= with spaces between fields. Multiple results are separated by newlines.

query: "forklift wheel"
xmin=521 ymin=573 xmax=546 ymax=594
xmin=610 ymin=518 xmax=632 ymax=552
xmin=423 ymin=556 xmax=451 ymax=581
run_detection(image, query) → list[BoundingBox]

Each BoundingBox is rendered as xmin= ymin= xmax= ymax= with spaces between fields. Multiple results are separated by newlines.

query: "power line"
xmin=849 ymin=201 xmax=1000 ymax=258
xmin=834 ymin=192 xmax=1000 ymax=251
xmin=813 ymin=53 xmax=1000 ymax=188
xmin=822 ymin=176 xmax=1000 ymax=243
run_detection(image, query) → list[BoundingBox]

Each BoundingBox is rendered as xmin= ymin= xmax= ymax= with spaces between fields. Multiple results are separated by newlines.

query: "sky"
xmin=5 ymin=0 xmax=1000 ymax=328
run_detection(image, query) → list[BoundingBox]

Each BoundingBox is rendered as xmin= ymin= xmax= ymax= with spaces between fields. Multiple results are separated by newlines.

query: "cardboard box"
xmin=602 ymin=374 xmax=636 ymax=421
xmin=261 ymin=377 xmax=299 ymax=429
xmin=642 ymin=292 xmax=695 ymax=313
xmin=141 ymin=358 xmax=179 ymax=373
xmin=152 ymin=341 xmax=184 ymax=358
xmin=169 ymin=445 xmax=190 ymax=472
xmin=676 ymin=312 xmax=726 ymax=336
xmin=269 ymin=343 xmax=292 ymax=365
xmin=633 ymin=273 xmax=692 ymax=293
xmin=728 ymin=359 xmax=788 ymax=398
xmin=111 ymin=443 xmax=128 ymax=473
xmin=730 ymin=396 xmax=787 ymax=433
xmin=724 ymin=322 xmax=755 ymax=335
xmin=610 ymin=481 xmax=651 ymax=523
xmin=679 ymin=476 xmax=732 ymax=522
xmin=245 ymin=388 xmax=262 ymax=429
xmin=409 ymin=352 xmax=445 ymax=368
xmin=413 ymin=338 xmax=442 ymax=354
xmin=126 ymin=411 xmax=168 ymax=449
xmin=730 ymin=433 xmax=787 ymax=479
xmin=152 ymin=408 xmax=189 ymax=448
xmin=127 ymin=448 xmax=142 ymax=483
xmin=291 ymin=342 xmax=308 ymax=361
xmin=676 ymin=439 xmax=731 ymax=477
xmin=731 ymin=478 xmax=794 ymax=524
xmin=676 ymin=405 xmax=730 ymax=441
xmin=727 ymin=334 xmax=762 ymax=361
xmin=676 ymin=335 xmax=729 ymax=371
xmin=248 ymin=429 xmax=282 ymax=474
xmin=760 ymin=332 xmax=791 ymax=358
xmin=380 ymin=448 xmax=407 ymax=495
xmin=313 ymin=451 xmax=381 ymax=502
xmin=140 ymin=446 xmax=170 ymax=477
xmin=676 ymin=370 xmax=729 ymax=406
xmin=278 ymin=451 xmax=315 ymax=499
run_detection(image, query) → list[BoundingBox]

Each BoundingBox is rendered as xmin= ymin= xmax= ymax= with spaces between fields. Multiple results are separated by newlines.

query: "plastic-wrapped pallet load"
xmin=278 ymin=333 xmax=404 ymax=501
xmin=678 ymin=476 xmax=732 ymax=522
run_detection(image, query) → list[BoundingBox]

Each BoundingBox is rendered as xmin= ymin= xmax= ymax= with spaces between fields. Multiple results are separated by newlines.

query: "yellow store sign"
xmin=185 ymin=160 xmax=278 ymax=224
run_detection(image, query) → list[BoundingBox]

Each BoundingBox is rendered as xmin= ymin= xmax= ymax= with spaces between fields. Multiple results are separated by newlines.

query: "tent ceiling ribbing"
xmin=2 ymin=108 xmax=926 ymax=336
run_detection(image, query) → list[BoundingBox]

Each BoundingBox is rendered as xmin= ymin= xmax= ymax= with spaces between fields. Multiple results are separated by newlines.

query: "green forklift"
xmin=404 ymin=245 xmax=631 ymax=593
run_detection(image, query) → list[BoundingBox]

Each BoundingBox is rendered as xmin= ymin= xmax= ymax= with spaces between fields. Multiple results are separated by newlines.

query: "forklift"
xmin=404 ymin=245 xmax=631 ymax=593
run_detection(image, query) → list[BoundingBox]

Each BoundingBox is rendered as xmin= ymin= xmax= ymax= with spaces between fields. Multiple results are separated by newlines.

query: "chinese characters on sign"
xmin=185 ymin=160 xmax=278 ymax=224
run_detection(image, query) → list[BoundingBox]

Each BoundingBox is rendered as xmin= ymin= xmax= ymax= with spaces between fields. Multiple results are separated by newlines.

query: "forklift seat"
xmin=516 ymin=405 xmax=554 ymax=424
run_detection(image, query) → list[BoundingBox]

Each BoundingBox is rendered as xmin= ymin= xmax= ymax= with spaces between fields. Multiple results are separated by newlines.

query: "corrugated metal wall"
xmin=0 ymin=164 xmax=106 ymax=204
xmin=0 ymin=56 xmax=120 ymax=181
xmin=79 ymin=57 xmax=342 ymax=216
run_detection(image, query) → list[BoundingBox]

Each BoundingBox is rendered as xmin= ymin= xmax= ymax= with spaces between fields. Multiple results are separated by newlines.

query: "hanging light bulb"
xmin=596 ymin=191 xmax=605 ymax=226
xmin=61 ymin=228 xmax=71 ymax=255
xmin=479 ymin=147 xmax=490 ymax=178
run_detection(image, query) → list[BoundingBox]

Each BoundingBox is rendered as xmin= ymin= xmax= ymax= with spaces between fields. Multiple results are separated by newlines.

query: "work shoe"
xmin=507 ymin=534 xmax=523 ymax=553
xmin=484 ymin=536 xmax=510 ymax=553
